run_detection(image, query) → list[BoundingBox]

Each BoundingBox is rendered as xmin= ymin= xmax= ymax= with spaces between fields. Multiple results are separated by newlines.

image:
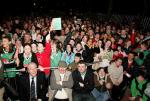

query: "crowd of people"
xmin=0 ymin=14 xmax=150 ymax=101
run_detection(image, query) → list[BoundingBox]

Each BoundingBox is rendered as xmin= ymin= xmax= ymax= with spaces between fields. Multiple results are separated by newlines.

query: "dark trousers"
xmin=73 ymin=92 xmax=95 ymax=101
xmin=3 ymin=77 xmax=18 ymax=100
xmin=53 ymin=98 xmax=69 ymax=101
xmin=111 ymin=85 xmax=121 ymax=101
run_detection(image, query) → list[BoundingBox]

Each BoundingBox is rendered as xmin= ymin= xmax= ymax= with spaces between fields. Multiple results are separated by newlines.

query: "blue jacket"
xmin=61 ymin=51 xmax=75 ymax=65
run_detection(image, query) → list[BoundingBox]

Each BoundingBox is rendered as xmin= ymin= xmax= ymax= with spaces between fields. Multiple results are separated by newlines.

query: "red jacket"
xmin=130 ymin=32 xmax=135 ymax=45
xmin=36 ymin=42 xmax=51 ymax=75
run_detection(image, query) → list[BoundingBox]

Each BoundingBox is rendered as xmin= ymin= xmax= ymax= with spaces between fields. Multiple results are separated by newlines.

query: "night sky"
xmin=0 ymin=0 xmax=150 ymax=16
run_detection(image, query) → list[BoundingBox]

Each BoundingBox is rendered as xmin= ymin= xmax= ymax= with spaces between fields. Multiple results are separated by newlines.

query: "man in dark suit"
xmin=72 ymin=60 xmax=95 ymax=101
xmin=18 ymin=62 xmax=48 ymax=101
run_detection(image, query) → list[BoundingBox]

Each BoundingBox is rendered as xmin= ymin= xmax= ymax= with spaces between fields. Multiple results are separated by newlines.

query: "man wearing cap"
xmin=49 ymin=61 xmax=73 ymax=101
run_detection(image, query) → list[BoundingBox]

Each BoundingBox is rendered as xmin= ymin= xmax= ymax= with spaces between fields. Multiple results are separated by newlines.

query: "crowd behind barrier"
xmin=0 ymin=12 xmax=150 ymax=101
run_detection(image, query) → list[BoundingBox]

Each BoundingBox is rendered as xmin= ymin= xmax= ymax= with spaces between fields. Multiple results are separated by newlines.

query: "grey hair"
xmin=27 ymin=62 xmax=37 ymax=69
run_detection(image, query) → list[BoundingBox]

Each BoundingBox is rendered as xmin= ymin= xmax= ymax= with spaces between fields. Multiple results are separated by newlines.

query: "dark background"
xmin=0 ymin=0 xmax=150 ymax=16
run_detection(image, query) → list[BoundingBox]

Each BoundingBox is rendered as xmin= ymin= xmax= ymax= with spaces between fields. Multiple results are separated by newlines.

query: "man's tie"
xmin=31 ymin=77 xmax=36 ymax=100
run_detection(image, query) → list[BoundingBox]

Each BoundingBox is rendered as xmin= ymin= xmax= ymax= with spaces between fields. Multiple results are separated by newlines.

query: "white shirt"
xmin=29 ymin=76 xmax=37 ymax=98
xmin=60 ymin=74 xmax=65 ymax=81
xmin=81 ymin=72 xmax=86 ymax=80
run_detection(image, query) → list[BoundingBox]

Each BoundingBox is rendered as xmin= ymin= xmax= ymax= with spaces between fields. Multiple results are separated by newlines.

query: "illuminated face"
xmin=116 ymin=59 xmax=122 ymax=67
xmin=141 ymin=44 xmax=147 ymax=50
xmin=24 ymin=34 xmax=31 ymax=43
xmin=87 ymin=39 xmax=93 ymax=46
xmin=24 ymin=45 xmax=31 ymax=56
xmin=111 ymin=37 xmax=115 ymax=42
xmin=88 ymin=30 xmax=94 ymax=36
xmin=121 ymin=30 xmax=126 ymax=35
xmin=78 ymin=63 xmax=87 ymax=73
xmin=80 ymin=31 xmax=85 ymax=37
xmin=69 ymin=40 xmax=75 ymax=47
xmin=114 ymin=51 xmax=119 ymax=55
xmin=31 ymin=43 xmax=37 ymax=53
xmin=66 ymin=45 xmax=72 ymax=53
xmin=36 ymin=34 xmax=42 ymax=42
xmin=126 ymin=41 xmax=131 ymax=46
xmin=15 ymin=28 xmax=20 ymax=33
xmin=65 ymin=27 xmax=69 ymax=34
xmin=96 ymin=26 xmax=100 ymax=31
xmin=118 ymin=39 xmax=123 ymax=44
xmin=4 ymin=28 xmax=9 ymax=34
xmin=95 ymin=34 xmax=100 ymax=39
xmin=76 ymin=43 xmax=82 ymax=51
xmin=2 ymin=38 xmax=10 ymax=48
xmin=13 ymin=33 xmax=18 ymax=40
xmin=138 ymin=75 xmax=144 ymax=82
xmin=82 ymin=35 xmax=88 ymax=43
xmin=105 ymin=40 xmax=111 ymax=48
xmin=27 ymin=63 xmax=37 ymax=77
xmin=98 ymin=68 xmax=106 ymax=77
xmin=98 ymin=40 xmax=102 ymax=47
xmin=58 ymin=67 xmax=67 ymax=74
xmin=37 ymin=43 xmax=44 ymax=53
xmin=128 ymin=53 xmax=134 ymax=60
xmin=74 ymin=56 xmax=80 ymax=63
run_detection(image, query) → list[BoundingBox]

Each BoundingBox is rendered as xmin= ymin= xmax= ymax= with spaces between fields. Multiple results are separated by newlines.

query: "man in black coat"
xmin=18 ymin=62 xmax=48 ymax=101
xmin=119 ymin=52 xmax=139 ymax=99
xmin=72 ymin=60 xmax=95 ymax=101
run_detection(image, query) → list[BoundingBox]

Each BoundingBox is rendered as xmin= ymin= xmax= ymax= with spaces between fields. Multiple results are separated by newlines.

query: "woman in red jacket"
xmin=36 ymin=34 xmax=51 ymax=77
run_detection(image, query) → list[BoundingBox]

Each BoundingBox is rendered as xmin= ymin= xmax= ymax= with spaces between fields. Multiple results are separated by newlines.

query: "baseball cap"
xmin=58 ymin=61 xmax=67 ymax=68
